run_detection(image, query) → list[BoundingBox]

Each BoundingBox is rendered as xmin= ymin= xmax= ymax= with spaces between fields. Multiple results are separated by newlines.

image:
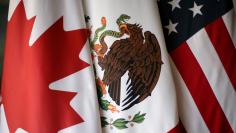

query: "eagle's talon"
xmin=92 ymin=44 xmax=106 ymax=58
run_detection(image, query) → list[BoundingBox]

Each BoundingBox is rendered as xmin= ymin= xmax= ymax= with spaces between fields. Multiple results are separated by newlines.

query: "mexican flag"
xmin=84 ymin=0 xmax=180 ymax=132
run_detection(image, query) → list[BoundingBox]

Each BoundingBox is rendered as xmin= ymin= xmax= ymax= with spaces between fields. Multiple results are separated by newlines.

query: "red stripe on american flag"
xmin=167 ymin=120 xmax=186 ymax=133
xmin=205 ymin=17 xmax=236 ymax=90
xmin=170 ymin=43 xmax=233 ymax=133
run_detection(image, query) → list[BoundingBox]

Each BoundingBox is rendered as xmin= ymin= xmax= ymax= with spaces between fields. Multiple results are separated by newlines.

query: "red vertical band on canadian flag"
xmin=170 ymin=43 xmax=233 ymax=133
xmin=205 ymin=17 xmax=236 ymax=91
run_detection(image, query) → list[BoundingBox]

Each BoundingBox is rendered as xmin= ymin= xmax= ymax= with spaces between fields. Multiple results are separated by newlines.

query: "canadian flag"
xmin=1 ymin=0 xmax=101 ymax=133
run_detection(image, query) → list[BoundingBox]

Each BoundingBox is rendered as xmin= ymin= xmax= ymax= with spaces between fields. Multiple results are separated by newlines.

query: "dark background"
xmin=0 ymin=0 xmax=9 ymax=90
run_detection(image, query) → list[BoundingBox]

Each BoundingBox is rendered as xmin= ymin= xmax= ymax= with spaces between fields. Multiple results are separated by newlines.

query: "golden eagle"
xmin=97 ymin=21 xmax=163 ymax=111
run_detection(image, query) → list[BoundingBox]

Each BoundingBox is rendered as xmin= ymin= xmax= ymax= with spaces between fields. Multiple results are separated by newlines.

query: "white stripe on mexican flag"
xmin=83 ymin=0 xmax=179 ymax=132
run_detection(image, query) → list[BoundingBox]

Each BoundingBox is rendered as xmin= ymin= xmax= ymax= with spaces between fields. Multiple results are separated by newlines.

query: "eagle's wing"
xmin=99 ymin=39 xmax=132 ymax=105
xmin=122 ymin=31 xmax=162 ymax=110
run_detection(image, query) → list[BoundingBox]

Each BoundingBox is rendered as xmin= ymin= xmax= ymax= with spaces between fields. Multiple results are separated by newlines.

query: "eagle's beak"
xmin=119 ymin=24 xmax=130 ymax=35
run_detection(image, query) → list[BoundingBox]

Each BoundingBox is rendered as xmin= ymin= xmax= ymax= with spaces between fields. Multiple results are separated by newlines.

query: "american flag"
xmin=158 ymin=0 xmax=236 ymax=132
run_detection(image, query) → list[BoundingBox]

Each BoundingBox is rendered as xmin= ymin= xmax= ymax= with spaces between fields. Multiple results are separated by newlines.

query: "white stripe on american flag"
xmin=222 ymin=9 xmax=236 ymax=48
xmin=187 ymin=28 xmax=236 ymax=132
xmin=170 ymin=58 xmax=209 ymax=133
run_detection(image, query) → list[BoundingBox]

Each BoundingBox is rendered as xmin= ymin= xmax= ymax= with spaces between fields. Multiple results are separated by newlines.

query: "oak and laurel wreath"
xmin=96 ymin=79 xmax=146 ymax=129
xmin=101 ymin=112 xmax=146 ymax=129
xmin=89 ymin=15 xmax=147 ymax=130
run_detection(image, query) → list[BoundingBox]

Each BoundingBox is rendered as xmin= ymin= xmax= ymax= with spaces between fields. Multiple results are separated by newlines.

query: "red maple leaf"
xmin=2 ymin=2 xmax=90 ymax=133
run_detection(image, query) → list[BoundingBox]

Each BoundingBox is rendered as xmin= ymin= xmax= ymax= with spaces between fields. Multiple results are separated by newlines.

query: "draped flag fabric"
xmin=158 ymin=0 xmax=236 ymax=132
xmin=1 ymin=0 xmax=236 ymax=133
xmin=1 ymin=0 xmax=101 ymax=132
xmin=84 ymin=0 xmax=180 ymax=132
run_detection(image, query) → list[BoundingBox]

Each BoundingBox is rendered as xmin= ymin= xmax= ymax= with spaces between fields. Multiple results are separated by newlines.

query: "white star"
xmin=165 ymin=20 xmax=178 ymax=35
xmin=168 ymin=0 xmax=181 ymax=11
xmin=189 ymin=2 xmax=204 ymax=18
